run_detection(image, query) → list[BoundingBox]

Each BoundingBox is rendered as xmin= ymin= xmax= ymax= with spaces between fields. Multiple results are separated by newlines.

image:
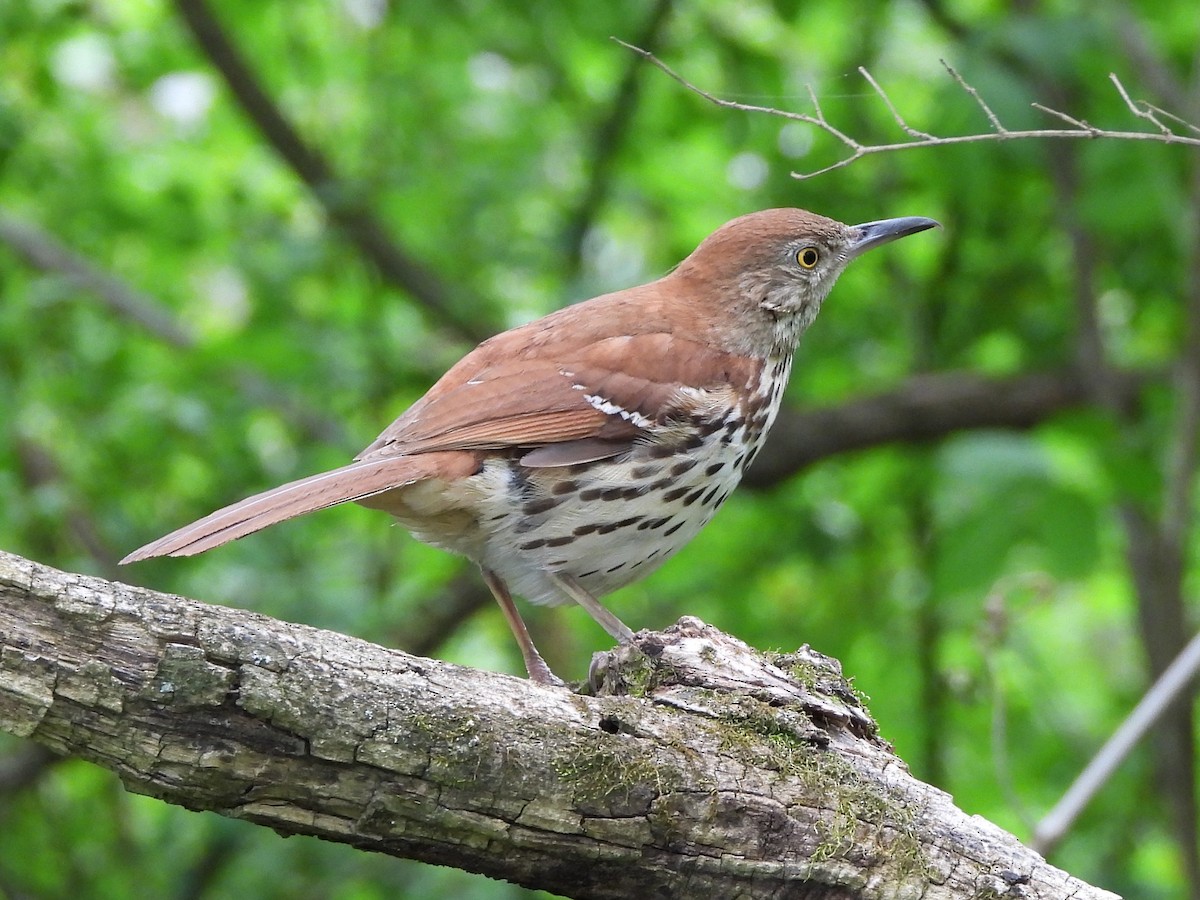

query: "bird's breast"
xmin=455 ymin=351 xmax=795 ymax=603
xmin=387 ymin=351 xmax=797 ymax=609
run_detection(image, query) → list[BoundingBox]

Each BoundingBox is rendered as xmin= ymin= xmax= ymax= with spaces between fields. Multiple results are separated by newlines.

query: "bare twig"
xmin=1144 ymin=103 xmax=1200 ymax=137
xmin=1030 ymin=103 xmax=1100 ymax=134
xmin=858 ymin=66 xmax=936 ymax=140
xmin=1112 ymin=6 xmax=1193 ymax=115
xmin=1111 ymin=73 xmax=1174 ymax=136
xmin=616 ymin=43 xmax=1200 ymax=179
xmin=1034 ymin=625 xmax=1200 ymax=854
xmin=941 ymin=60 xmax=1007 ymax=133
xmin=612 ymin=38 xmax=827 ymax=128
xmin=611 ymin=38 xmax=867 ymax=154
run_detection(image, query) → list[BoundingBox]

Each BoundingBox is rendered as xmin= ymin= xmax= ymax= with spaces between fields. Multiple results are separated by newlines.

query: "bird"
xmin=121 ymin=208 xmax=938 ymax=684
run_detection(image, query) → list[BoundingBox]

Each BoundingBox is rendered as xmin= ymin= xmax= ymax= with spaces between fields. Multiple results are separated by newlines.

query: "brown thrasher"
xmin=121 ymin=208 xmax=937 ymax=684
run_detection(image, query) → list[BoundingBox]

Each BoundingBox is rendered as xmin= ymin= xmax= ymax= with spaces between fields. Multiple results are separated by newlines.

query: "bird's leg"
xmin=547 ymin=572 xmax=635 ymax=643
xmin=480 ymin=567 xmax=564 ymax=686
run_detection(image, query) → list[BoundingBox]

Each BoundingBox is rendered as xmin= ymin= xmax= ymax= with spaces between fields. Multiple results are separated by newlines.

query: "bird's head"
xmin=674 ymin=208 xmax=939 ymax=355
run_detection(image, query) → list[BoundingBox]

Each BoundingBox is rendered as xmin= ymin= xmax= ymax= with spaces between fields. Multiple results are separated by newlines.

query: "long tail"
xmin=120 ymin=453 xmax=458 ymax=563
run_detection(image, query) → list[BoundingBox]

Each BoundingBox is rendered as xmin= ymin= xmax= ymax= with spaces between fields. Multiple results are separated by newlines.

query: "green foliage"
xmin=2 ymin=0 xmax=1197 ymax=897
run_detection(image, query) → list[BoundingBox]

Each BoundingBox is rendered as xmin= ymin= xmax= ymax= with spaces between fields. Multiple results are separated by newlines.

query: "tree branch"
xmin=1034 ymin=624 xmax=1200 ymax=854
xmin=172 ymin=0 xmax=488 ymax=343
xmin=0 ymin=549 xmax=1116 ymax=899
xmin=614 ymin=42 xmax=1200 ymax=179
xmin=744 ymin=365 xmax=1149 ymax=488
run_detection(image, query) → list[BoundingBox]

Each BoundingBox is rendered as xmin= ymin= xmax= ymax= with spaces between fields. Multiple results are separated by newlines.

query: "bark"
xmin=746 ymin=366 xmax=1148 ymax=488
xmin=0 ymin=549 xmax=1117 ymax=899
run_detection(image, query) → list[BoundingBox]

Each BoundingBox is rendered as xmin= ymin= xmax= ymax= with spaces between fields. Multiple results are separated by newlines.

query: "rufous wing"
xmin=358 ymin=332 xmax=760 ymax=459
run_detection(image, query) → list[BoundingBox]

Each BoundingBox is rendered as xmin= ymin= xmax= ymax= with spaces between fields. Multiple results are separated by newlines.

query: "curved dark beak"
xmin=848 ymin=216 xmax=940 ymax=258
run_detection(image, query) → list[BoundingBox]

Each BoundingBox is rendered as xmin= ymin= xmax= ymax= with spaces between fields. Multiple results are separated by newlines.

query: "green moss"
xmin=616 ymin=650 xmax=659 ymax=698
xmin=552 ymin=733 xmax=669 ymax=811
xmin=404 ymin=710 xmax=500 ymax=788
xmin=774 ymin=657 xmax=824 ymax=692
xmin=714 ymin=699 xmax=931 ymax=881
xmin=765 ymin=651 xmax=874 ymax=729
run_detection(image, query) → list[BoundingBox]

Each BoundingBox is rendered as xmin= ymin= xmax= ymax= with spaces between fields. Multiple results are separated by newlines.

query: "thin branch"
xmin=1030 ymin=103 xmax=1101 ymax=134
xmin=172 ymin=0 xmax=489 ymax=343
xmin=616 ymin=43 xmax=1200 ymax=179
xmin=743 ymin=366 xmax=1151 ymax=488
xmin=1034 ymin=625 xmax=1200 ymax=854
xmin=1111 ymin=73 xmax=1174 ymax=136
xmin=611 ymin=38 xmax=866 ymax=151
xmin=859 ymin=66 xmax=936 ymax=139
xmin=941 ymin=60 xmax=1007 ymax=133
xmin=1112 ymin=7 xmax=1193 ymax=115
xmin=1144 ymin=102 xmax=1200 ymax=137
xmin=803 ymin=83 xmax=861 ymax=148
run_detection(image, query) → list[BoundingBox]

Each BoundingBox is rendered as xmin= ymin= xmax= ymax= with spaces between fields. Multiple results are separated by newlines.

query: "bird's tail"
xmin=120 ymin=453 xmax=466 ymax=563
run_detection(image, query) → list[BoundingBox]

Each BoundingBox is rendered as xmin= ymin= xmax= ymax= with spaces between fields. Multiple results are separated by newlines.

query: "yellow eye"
xmin=797 ymin=247 xmax=819 ymax=268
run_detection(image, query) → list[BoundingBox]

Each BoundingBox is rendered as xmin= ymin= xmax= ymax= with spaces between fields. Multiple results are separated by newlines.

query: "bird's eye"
xmin=796 ymin=247 xmax=820 ymax=268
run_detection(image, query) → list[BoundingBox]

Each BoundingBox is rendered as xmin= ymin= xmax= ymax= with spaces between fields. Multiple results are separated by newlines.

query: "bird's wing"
xmin=358 ymin=331 xmax=760 ymax=464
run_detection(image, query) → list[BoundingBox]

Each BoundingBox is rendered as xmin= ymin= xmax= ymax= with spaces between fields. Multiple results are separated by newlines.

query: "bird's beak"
xmin=848 ymin=216 xmax=940 ymax=258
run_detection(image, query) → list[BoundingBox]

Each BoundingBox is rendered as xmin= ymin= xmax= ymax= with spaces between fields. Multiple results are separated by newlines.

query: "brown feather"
xmin=359 ymin=362 xmax=624 ymax=456
xmin=358 ymin=331 xmax=760 ymax=460
xmin=119 ymin=451 xmax=477 ymax=562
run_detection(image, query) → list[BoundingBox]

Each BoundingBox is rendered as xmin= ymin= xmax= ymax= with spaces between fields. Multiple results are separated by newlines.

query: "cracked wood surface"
xmin=0 ymin=549 xmax=1119 ymax=899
